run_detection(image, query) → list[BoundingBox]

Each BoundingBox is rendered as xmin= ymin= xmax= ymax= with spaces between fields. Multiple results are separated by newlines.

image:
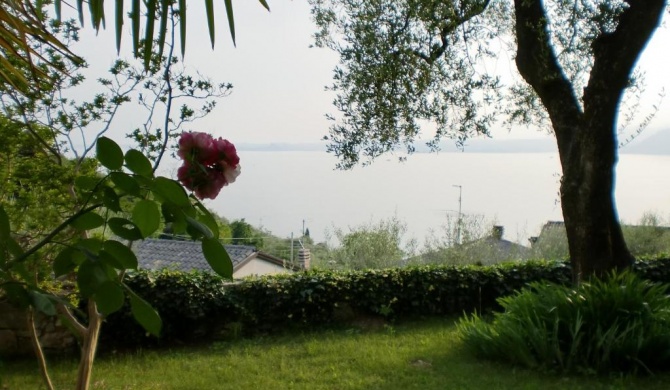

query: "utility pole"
xmin=453 ymin=185 xmax=462 ymax=245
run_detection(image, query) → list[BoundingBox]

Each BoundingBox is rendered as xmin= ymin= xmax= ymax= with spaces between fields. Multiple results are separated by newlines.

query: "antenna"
xmin=453 ymin=185 xmax=462 ymax=245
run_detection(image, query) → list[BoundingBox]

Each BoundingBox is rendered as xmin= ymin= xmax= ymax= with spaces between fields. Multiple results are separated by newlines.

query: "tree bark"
xmin=559 ymin=120 xmax=633 ymax=282
xmin=76 ymin=299 xmax=103 ymax=390
xmin=27 ymin=309 xmax=55 ymax=390
xmin=513 ymin=0 xmax=667 ymax=283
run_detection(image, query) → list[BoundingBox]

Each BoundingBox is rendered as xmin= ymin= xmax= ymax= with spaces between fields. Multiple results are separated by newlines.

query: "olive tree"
xmin=309 ymin=0 xmax=667 ymax=282
xmin=321 ymin=217 xmax=417 ymax=270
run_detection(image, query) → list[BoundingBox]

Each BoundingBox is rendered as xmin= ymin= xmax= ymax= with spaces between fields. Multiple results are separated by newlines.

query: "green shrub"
xmin=98 ymin=257 xmax=670 ymax=352
xmin=457 ymin=271 xmax=670 ymax=374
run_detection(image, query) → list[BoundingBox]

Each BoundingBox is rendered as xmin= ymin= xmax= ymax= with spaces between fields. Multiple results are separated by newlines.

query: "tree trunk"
xmin=76 ymin=299 xmax=103 ymax=390
xmin=513 ymin=0 xmax=666 ymax=283
xmin=558 ymin=121 xmax=633 ymax=283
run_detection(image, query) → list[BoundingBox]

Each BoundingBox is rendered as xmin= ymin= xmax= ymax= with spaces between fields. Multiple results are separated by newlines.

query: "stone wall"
xmin=0 ymin=301 xmax=77 ymax=357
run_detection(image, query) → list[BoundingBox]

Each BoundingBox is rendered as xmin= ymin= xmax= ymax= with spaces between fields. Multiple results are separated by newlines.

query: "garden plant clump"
xmin=458 ymin=270 xmax=670 ymax=374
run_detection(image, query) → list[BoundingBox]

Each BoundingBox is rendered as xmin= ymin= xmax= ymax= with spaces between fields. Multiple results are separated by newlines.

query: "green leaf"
xmin=74 ymin=175 xmax=101 ymax=191
xmin=0 ymin=205 xmax=9 ymax=241
xmin=224 ymin=0 xmax=236 ymax=46
xmin=0 ymin=205 xmax=17 ymax=264
xmin=115 ymin=0 xmax=124 ymax=53
xmin=202 ymin=237 xmax=233 ymax=279
xmin=156 ymin=0 xmax=170 ymax=61
xmin=143 ymin=0 xmax=156 ymax=70
xmin=3 ymin=282 xmax=31 ymax=308
xmin=11 ymin=262 xmax=31 ymax=283
xmin=103 ymin=240 xmax=138 ymax=269
xmin=96 ymin=137 xmax=124 ymax=170
xmin=132 ymin=200 xmax=160 ymax=238
xmin=30 ymin=291 xmax=57 ymax=316
xmin=178 ymin=0 xmax=186 ymax=57
xmin=53 ymin=247 xmax=86 ymax=277
xmin=95 ymin=281 xmax=125 ymax=316
xmin=77 ymin=238 xmax=104 ymax=255
xmin=131 ymin=0 xmax=140 ymax=57
xmin=4 ymin=236 xmax=23 ymax=258
xmin=71 ymin=211 xmax=105 ymax=231
xmin=99 ymin=250 xmax=125 ymax=269
xmin=108 ymin=218 xmax=143 ymax=241
xmin=186 ymin=216 xmax=213 ymax=239
xmin=125 ymin=149 xmax=153 ymax=177
xmin=55 ymin=0 xmax=62 ymax=20
xmin=78 ymin=260 xmax=112 ymax=298
xmin=205 ymin=0 xmax=215 ymax=49
xmin=89 ymin=0 xmax=105 ymax=30
xmin=110 ymin=172 xmax=141 ymax=196
xmin=194 ymin=200 xmax=220 ymax=238
xmin=152 ymin=177 xmax=190 ymax=207
xmin=161 ymin=204 xmax=187 ymax=234
xmin=102 ymin=187 xmax=122 ymax=212
xmin=257 ymin=0 xmax=270 ymax=11
xmin=77 ymin=0 xmax=84 ymax=25
xmin=128 ymin=290 xmax=161 ymax=336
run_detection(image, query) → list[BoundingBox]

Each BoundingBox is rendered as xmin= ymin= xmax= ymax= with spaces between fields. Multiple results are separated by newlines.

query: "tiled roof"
xmin=133 ymin=238 xmax=259 ymax=273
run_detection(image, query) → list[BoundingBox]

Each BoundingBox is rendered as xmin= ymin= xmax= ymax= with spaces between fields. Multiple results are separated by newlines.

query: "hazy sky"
xmin=72 ymin=1 xmax=670 ymax=149
xmin=60 ymin=2 xmax=670 ymax=241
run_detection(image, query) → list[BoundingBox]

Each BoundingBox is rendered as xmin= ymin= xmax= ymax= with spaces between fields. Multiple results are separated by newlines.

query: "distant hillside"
xmin=620 ymin=128 xmax=670 ymax=155
xmin=413 ymin=138 xmax=557 ymax=153
xmin=236 ymin=129 xmax=670 ymax=155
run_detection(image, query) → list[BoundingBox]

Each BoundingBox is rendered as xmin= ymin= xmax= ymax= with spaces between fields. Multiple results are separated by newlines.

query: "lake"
xmin=201 ymin=151 xmax=670 ymax=246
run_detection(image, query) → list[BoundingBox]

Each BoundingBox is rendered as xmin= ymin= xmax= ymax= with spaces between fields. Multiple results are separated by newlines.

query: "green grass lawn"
xmin=2 ymin=318 xmax=669 ymax=390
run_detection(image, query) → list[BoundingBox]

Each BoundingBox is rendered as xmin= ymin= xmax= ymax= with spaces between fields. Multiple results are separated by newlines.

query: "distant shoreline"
xmin=236 ymin=134 xmax=670 ymax=155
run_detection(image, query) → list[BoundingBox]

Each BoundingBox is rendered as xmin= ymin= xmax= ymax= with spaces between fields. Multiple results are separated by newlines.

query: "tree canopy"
xmin=310 ymin=0 xmax=668 ymax=281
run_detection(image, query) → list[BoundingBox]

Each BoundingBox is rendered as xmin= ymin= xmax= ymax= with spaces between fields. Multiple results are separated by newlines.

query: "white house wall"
xmin=233 ymin=258 xmax=292 ymax=278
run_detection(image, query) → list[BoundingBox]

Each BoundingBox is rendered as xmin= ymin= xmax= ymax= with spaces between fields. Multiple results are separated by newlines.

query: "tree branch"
xmin=584 ymin=0 xmax=666 ymax=110
xmin=513 ymin=0 xmax=583 ymax=153
xmin=56 ymin=302 xmax=87 ymax=339
xmin=412 ymin=0 xmax=491 ymax=64
xmin=27 ymin=308 xmax=55 ymax=390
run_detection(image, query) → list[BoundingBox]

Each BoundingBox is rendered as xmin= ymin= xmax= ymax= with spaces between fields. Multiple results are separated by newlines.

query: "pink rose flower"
xmin=222 ymin=162 xmax=242 ymax=185
xmin=176 ymin=131 xmax=241 ymax=200
xmin=193 ymin=169 xmax=227 ymax=200
xmin=214 ymin=137 xmax=240 ymax=167
xmin=178 ymin=131 xmax=216 ymax=165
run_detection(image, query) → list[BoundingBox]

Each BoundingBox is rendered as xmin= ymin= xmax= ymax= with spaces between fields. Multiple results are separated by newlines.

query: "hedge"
xmin=99 ymin=257 xmax=670 ymax=349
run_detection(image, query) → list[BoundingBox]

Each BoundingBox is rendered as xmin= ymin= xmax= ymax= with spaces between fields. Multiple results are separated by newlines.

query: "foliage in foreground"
xmin=458 ymin=271 xmax=670 ymax=375
xmin=97 ymin=257 xmax=670 ymax=349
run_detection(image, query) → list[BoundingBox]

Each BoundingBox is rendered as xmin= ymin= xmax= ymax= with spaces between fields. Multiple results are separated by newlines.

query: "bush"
xmin=100 ymin=260 xmax=572 ymax=348
xmin=99 ymin=257 xmax=670 ymax=352
xmin=457 ymin=271 xmax=670 ymax=374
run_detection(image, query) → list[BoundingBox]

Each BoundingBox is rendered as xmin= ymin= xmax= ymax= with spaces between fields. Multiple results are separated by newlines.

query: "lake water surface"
xmin=205 ymin=151 xmax=670 ymax=245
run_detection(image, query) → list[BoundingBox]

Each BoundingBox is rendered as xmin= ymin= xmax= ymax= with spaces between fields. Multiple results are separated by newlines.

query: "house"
xmin=418 ymin=225 xmax=530 ymax=266
xmin=133 ymin=238 xmax=308 ymax=278
xmin=456 ymin=225 xmax=530 ymax=264
xmin=529 ymin=220 xmax=670 ymax=259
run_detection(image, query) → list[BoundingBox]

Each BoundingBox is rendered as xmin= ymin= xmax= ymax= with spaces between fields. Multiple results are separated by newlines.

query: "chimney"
xmin=298 ymin=248 xmax=311 ymax=270
xmin=492 ymin=225 xmax=504 ymax=240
